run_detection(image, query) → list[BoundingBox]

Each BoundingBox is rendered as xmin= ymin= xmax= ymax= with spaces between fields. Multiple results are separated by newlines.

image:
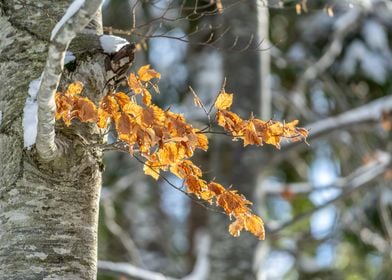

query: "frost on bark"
xmin=0 ymin=1 xmax=107 ymax=279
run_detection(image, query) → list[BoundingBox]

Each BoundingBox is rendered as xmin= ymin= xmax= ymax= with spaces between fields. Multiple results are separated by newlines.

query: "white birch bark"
xmin=0 ymin=1 xmax=108 ymax=278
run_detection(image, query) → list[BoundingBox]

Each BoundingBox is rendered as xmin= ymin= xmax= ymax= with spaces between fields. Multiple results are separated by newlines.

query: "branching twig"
xmin=98 ymin=230 xmax=211 ymax=280
xmin=36 ymin=0 xmax=102 ymax=161
xmin=266 ymin=151 xmax=391 ymax=235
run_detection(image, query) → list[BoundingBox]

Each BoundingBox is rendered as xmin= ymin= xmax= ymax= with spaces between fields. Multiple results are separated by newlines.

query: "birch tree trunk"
xmin=0 ymin=1 xmax=106 ymax=279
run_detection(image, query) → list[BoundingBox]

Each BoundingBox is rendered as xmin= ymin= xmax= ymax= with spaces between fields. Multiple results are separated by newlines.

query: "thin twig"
xmin=267 ymin=152 xmax=391 ymax=235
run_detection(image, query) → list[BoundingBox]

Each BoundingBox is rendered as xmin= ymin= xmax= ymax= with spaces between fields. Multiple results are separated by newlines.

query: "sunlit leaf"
xmin=214 ymin=90 xmax=233 ymax=110
xmin=138 ymin=64 xmax=161 ymax=82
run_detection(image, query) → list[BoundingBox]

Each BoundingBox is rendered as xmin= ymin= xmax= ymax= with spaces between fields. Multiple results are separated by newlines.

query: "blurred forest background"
xmin=97 ymin=0 xmax=392 ymax=279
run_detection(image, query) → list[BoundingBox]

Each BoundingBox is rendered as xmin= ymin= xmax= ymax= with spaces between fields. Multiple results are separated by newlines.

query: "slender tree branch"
xmin=182 ymin=230 xmax=211 ymax=280
xmin=267 ymin=151 xmax=391 ymax=235
xmin=271 ymin=94 xmax=392 ymax=157
xmin=101 ymin=191 xmax=145 ymax=267
xmin=36 ymin=0 xmax=102 ymax=161
xmin=297 ymin=8 xmax=361 ymax=91
xmin=98 ymin=261 xmax=179 ymax=280
xmin=305 ymin=96 xmax=392 ymax=140
xmin=288 ymin=7 xmax=362 ymax=119
xmin=98 ymin=230 xmax=211 ymax=280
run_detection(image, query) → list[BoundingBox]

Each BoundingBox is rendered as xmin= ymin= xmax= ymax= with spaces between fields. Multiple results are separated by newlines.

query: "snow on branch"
xmin=306 ymin=95 xmax=392 ymax=140
xmin=99 ymin=35 xmax=129 ymax=54
xmin=98 ymin=231 xmax=211 ymax=280
xmin=98 ymin=261 xmax=179 ymax=280
xmin=34 ymin=0 xmax=102 ymax=161
xmin=266 ymin=151 xmax=391 ymax=235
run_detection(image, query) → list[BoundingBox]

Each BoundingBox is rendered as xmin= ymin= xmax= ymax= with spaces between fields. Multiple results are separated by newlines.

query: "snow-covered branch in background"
xmin=98 ymin=230 xmax=211 ymax=280
xmin=266 ymin=151 xmax=391 ymax=234
xmin=306 ymin=95 xmax=392 ymax=140
xmin=98 ymin=261 xmax=179 ymax=280
xmin=298 ymin=8 xmax=361 ymax=89
xmin=34 ymin=0 xmax=102 ymax=161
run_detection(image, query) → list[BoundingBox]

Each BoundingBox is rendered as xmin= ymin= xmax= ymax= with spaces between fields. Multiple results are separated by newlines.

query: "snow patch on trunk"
xmin=64 ymin=51 xmax=76 ymax=64
xmin=51 ymin=0 xmax=85 ymax=40
xmin=23 ymin=78 xmax=41 ymax=149
xmin=0 ymin=111 xmax=2 ymax=125
xmin=99 ymin=35 xmax=129 ymax=54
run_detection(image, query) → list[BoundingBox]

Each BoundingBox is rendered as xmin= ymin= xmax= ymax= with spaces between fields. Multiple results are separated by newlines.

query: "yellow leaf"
xmin=216 ymin=110 xmax=244 ymax=136
xmin=207 ymin=182 xmax=225 ymax=196
xmin=214 ymin=91 xmax=233 ymax=110
xmin=123 ymin=100 xmax=142 ymax=118
xmin=242 ymin=121 xmax=262 ymax=147
xmin=229 ymin=216 xmax=245 ymax=237
xmin=196 ymin=132 xmax=208 ymax=151
xmin=143 ymin=162 xmax=160 ymax=180
xmin=114 ymin=92 xmax=131 ymax=109
xmin=128 ymin=73 xmax=143 ymax=94
xmin=65 ymin=81 xmax=83 ymax=95
xmin=229 ymin=214 xmax=265 ymax=240
xmin=244 ymin=214 xmax=265 ymax=240
xmin=138 ymin=64 xmax=161 ymax=82
xmin=217 ymin=190 xmax=251 ymax=216
xmin=142 ymin=88 xmax=152 ymax=105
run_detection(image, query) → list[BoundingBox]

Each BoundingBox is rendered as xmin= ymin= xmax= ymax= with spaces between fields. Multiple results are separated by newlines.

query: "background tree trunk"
xmin=0 ymin=1 xmax=106 ymax=278
xmin=207 ymin=1 xmax=262 ymax=279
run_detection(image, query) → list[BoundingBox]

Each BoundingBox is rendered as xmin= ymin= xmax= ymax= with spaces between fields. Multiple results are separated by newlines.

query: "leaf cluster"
xmin=55 ymin=65 xmax=309 ymax=240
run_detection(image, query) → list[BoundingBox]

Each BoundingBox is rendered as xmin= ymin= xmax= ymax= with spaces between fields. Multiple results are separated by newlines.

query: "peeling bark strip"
xmin=0 ymin=1 xmax=107 ymax=279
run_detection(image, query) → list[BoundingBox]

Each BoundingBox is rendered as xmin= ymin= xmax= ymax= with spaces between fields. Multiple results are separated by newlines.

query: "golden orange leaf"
xmin=214 ymin=90 xmax=233 ymax=110
xmin=185 ymin=175 xmax=207 ymax=196
xmin=138 ymin=64 xmax=161 ymax=82
xmin=207 ymin=182 xmax=225 ymax=196
xmin=128 ymin=73 xmax=143 ymax=94
xmin=114 ymin=92 xmax=131 ymax=109
xmin=217 ymin=190 xmax=251 ymax=216
xmin=143 ymin=162 xmax=160 ymax=180
xmin=142 ymin=88 xmax=152 ymax=105
xmin=73 ymin=97 xmax=98 ymax=123
xmin=229 ymin=214 xmax=265 ymax=240
xmin=195 ymin=132 xmax=208 ymax=151
xmin=242 ymin=121 xmax=262 ymax=146
xmin=65 ymin=81 xmax=83 ymax=96
xmin=216 ymin=110 xmax=244 ymax=136
xmin=56 ymin=65 xmax=309 ymax=241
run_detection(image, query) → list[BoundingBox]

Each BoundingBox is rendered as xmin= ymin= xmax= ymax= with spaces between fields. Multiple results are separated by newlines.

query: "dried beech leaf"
xmin=214 ymin=91 xmax=233 ymax=110
xmin=138 ymin=64 xmax=161 ymax=82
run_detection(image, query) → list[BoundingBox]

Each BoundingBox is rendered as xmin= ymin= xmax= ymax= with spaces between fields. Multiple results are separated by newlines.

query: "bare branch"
xmin=36 ymin=0 xmax=102 ymax=161
xmin=263 ymin=94 xmax=392 ymax=161
xmin=297 ymin=8 xmax=361 ymax=91
xmin=98 ymin=231 xmax=211 ymax=280
xmin=182 ymin=230 xmax=211 ymax=280
xmin=101 ymin=192 xmax=145 ymax=267
xmin=267 ymin=151 xmax=392 ymax=235
xmin=305 ymin=95 xmax=392 ymax=140
xmin=98 ymin=260 xmax=179 ymax=280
